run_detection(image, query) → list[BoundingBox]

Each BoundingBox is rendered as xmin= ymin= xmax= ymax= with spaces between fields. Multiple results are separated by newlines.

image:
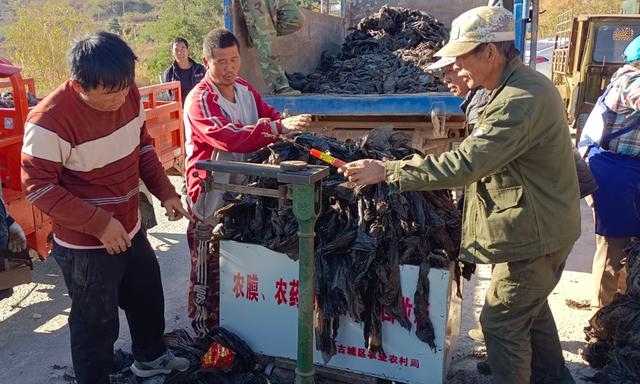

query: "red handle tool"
xmin=309 ymin=148 xmax=346 ymax=168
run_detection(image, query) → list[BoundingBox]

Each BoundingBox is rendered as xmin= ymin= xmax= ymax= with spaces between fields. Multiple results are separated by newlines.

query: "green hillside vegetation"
xmin=3 ymin=2 xmax=93 ymax=92
xmin=539 ymin=0 xmax=623 ymax=37
xmin=0 ymin=0 xmax=224 ymax=93
xmin=0 ymin=0 xmax=625 ymax=95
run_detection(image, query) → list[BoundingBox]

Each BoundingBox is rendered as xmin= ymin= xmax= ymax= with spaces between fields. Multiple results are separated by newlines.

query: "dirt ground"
xmin=0 ymin=177 xmax=602 ymax=383
xmin=446 ymin=197 xmax=600 ymax=383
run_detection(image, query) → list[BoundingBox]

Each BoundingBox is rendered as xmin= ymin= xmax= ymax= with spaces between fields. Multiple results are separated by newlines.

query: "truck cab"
xmin=551 ymin=13 xmax=640 ymax=139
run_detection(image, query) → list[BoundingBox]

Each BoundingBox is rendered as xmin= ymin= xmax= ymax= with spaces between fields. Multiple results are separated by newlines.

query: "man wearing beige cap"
xmin=340 ymin=6 xmax=579 ymax=383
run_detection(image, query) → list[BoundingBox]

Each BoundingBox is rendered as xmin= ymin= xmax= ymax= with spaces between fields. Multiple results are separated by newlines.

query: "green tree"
xmin=4 ymin=1 xmax=92 ymax=94
xmin=141 ymin=0 xmax=223 ymax=79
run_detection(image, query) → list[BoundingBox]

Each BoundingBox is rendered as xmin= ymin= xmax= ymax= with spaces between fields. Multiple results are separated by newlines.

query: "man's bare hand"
xmin=98 ymin=218 xmax=131 ymax=255
xmin=162 ymin=197 xmax=194 ymax=222
xmin=281 ymin=114 xmax=312 ymax=133
xmin=338 ymin=159 xmax=387 ymax=185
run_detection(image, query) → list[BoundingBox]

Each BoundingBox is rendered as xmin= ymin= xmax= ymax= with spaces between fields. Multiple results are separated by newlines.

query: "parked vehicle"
xmin=551 ymin=11 xmax=640 ymax=138
xmin=525 ymin=38 xmax=554 ymax=78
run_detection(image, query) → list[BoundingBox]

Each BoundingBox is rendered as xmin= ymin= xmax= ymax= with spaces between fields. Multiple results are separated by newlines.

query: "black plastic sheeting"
xmin=0 ymin=91 xmax=39 ymax=108
xmin=214 ymin=128 xmax=469 ymax=360
xmin=109 ymin=328 xmax=274 ymax=384
xmin=583 ymin=240 xmax=640 ymax=383
xmin=287 ymin=6 xmax=449 ymax=94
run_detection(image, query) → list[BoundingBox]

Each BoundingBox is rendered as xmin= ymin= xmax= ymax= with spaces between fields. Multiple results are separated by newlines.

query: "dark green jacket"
xmin=385 ymin=57 xmax=581 ymax=264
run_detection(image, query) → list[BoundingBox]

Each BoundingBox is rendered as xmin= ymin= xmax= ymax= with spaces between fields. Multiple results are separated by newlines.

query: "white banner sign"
xmin=220 ymin=241 xmax=461 ymax=384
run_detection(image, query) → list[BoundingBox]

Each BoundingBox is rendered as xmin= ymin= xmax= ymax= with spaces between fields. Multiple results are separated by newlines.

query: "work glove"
xmin=8 ymin=221 xmax=27 ymax=253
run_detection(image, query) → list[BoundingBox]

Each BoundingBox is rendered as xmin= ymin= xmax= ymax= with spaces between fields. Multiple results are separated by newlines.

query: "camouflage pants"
xmin=480 ymin=244 xmax=575 ymax=384
xmin=240 ymin=0 xmax=304 ymax=92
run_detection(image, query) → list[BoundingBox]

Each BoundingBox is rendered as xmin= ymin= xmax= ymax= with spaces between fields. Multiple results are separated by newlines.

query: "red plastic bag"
xmin=201 ymin=341 xmax=235 ymax=369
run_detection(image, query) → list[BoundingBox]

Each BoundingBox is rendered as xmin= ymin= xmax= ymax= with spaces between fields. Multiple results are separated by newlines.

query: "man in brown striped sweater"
xmin=21 ymin=32 xmax=192 ymax=383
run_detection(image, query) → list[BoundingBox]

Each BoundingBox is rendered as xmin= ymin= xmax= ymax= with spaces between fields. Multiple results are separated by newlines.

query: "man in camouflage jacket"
xmin=240 ymin=0 xmax=304 ymax=95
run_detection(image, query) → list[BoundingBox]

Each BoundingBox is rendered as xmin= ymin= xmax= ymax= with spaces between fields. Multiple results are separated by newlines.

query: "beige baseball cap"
xmin=435 ymin=6 xmax=515 ymax=58
xmin=427 ymin=57 xmax=455 ymax=70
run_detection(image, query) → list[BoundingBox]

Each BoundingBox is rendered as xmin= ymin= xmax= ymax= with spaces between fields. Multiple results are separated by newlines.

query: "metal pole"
xmin=529 ymin=0 xmax=539 ymax=69
xmin=292 ymin=183 xmax=318 ymax=384
xmin=513 ymin=0 xmax=528 ymax=60
xmin=224 ymin=0 xmax=233 ymax=32
xmin=194 ymin=160 xmax=327 ymax=383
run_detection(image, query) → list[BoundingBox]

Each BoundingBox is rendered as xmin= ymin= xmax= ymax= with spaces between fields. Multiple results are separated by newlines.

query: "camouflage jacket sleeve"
xmin=385 ymin=97 xmax=534 ymax=191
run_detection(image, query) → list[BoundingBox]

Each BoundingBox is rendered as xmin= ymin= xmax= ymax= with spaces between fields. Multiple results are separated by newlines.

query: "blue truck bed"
xmin=263 ymin=93 xmax=463 ymax=116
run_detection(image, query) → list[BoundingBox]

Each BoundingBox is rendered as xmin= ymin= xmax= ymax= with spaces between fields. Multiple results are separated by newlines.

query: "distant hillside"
xmin=539 ymin=0 xmax=623 ymax=37
xmin=0 ymin=0 xmax=162 ymax=77
xmin=540 ymin=0 xmax=621 ymax=15
xmin=0 ymin=0 xmax=224 ymax=91
xmin=0 ymin=0 xmax=165 ymax=41
xmin=1 ymin=0 xmax=164 ymax=22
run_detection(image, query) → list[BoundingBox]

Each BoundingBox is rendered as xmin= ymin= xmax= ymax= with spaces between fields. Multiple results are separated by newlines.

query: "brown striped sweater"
xmin=21 ymin=80 xmax=178 ymax=248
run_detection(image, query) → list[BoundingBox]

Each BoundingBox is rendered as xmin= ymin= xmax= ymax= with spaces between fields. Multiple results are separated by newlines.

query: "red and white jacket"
xmin=184 ymin=75 xmax=282 ymax=217
xmin=21 ymin=81 xmax=178 ymax=248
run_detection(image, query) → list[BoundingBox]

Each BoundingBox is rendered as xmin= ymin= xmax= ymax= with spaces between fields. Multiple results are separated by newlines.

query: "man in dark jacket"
xmin=162 ymin=37 xmax=206 ymax=105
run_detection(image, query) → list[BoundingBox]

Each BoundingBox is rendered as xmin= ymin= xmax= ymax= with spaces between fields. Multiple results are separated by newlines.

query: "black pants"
xmin=52 ymin=231 xmax=167 ymax=384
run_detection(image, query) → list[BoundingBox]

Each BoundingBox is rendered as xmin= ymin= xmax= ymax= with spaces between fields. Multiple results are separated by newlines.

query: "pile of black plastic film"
xmin=287 ymin=5 xmax=449 ymax=94
xmin=214 ymin=128 xmax=471 ymax=361
xmin=0 ymin=91 xmax=39 ymax=108
xmin=583 ymin=240 xmax=640 ymax=383
xmin=109 ymin=328 xmax=273 ymax=384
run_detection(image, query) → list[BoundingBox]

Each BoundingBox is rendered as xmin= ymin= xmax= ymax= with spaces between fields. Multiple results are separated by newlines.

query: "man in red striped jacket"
xmin=21 ymin=32 xmax=192 ymax=384
xmin=184 ymin=28 xmax=310 ymax=335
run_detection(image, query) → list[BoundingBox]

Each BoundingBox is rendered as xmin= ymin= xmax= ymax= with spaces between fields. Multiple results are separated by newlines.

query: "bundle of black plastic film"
xmin=583 ymin=240 xmax=640 ymax=383
xmin=214 ymin=128 xmax=470 ymax=360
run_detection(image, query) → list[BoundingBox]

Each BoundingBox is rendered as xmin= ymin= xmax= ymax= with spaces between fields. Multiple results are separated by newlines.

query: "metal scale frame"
xmin=195 ymin=159 xmax=329 ymax=384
